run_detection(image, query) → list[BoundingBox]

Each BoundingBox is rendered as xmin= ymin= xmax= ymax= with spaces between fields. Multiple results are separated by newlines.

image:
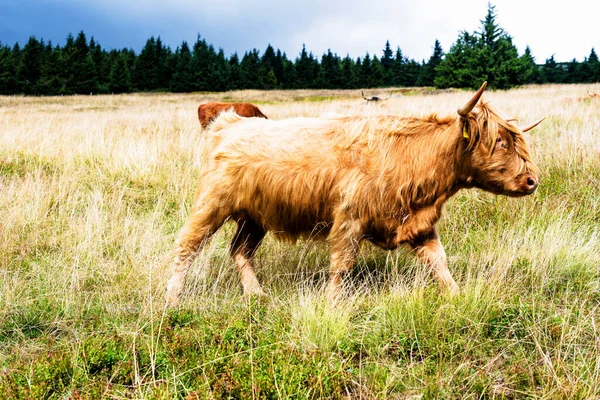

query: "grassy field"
xmin=1 ymin=84 xmax=600 ymax=399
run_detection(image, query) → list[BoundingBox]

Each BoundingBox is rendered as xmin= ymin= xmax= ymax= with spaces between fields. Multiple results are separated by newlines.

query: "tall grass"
xmin=1 ymin=85 xmax=599 ymax=398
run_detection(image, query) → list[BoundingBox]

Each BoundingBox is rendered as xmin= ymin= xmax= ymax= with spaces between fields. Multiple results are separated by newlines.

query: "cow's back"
xmin=198 ymin=102 xmax=267 ymax=129
xmin=204 ymin=116 xmax=348 ymax=236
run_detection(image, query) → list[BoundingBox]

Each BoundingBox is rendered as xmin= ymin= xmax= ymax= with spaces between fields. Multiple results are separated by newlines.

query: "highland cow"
xmin=197 ymin=102 xmax=267 ymax=129
xmin=167 ymin=82 xmax=543 ymax=306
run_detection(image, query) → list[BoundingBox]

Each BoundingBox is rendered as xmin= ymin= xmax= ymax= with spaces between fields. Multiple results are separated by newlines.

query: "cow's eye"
xmin=496 ymin=137 xmax=502 ymax=143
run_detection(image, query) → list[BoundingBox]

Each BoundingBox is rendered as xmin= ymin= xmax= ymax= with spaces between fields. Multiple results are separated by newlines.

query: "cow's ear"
xmin=462 ymin=122 xmax=470 ymax=139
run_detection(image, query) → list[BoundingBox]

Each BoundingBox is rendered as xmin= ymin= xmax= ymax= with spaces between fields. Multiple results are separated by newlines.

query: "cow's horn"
xmin=522 ymin=117 xmax=545 ymax=132
xmin=457 ymin=81 xmax=488 ymax=116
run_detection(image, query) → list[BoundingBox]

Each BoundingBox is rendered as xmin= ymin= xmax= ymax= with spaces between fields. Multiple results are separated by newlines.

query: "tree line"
xmin=1 ymin=4 xmax=598 ymax=95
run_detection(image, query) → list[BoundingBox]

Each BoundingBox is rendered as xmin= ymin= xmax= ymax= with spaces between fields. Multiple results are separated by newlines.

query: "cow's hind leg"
xmin=230 ymin=218 xmax=266 ymax=296
xmin=326 ymin=216 xmax=364 ymax=301
xmin=410 ymin=229 xmax=459 ymax=295
xmin=166 ymin=206 xmax=227 ymax=307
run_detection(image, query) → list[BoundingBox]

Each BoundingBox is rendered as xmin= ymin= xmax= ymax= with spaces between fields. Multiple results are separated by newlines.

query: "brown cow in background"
xmin=197 ymin=102 xmax=267 ymax=129
xmin=166 ymin=82 xmax=544 ymax=306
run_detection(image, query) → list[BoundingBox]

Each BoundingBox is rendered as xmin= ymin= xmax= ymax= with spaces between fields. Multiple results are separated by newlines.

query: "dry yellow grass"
xmin=1 ymin=84 xmax=599 ymax=398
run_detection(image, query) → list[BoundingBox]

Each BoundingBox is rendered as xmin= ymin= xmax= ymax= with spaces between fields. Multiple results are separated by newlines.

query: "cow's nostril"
xmin=526 ymin=177 xmax=536 ymax=187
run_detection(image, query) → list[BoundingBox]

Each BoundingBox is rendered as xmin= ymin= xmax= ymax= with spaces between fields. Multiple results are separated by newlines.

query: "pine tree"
xmin=229 ymin=53 xmax=242 ymax=89
xmin=585 ymin=48 xmax=600 ymax=82
xmin=0 ymin=42 xmax=19 ymax=94
xmin=211 ymin=48 xmax=231 ymax=91
xmin=518 ymin=46 xmax=540 ymax=84
xmin=381 ymin=40 xmax=394 ymax=86
xmin=566 ymin=58 xmax=581 ymax=84
xmin=404 ymin=59 xmax=421 ymax=87
xmin=260 ymin=45 xmax=278 ymax=89
xmin=109 ymin=52 xmax=132 ymax=93
xmin=89 ymin=37 xmax=108 ymax=93
xmin=37 ymin=42 xmax=63 ymax=95
xmin=295 ymin=44 xmax=319 ymax=88
xmin=340 ymin=55 xmax=357 ymax=89
xmin=542 ymin=55 xmax=567 ymax=83
xmin=72 ymin=31 xmax=97 ymax=93
xmin=281 ymin=54 xmax=296 ymax=89
xmin=134 ymin=36 xmax=158 ymax=91
xmin=17 ymin=36 xmax=45 ymax=94
xmin=390 ymin=47 xmax=408 ymax=86
xmin=240 ymin=49 xmax=261 ymax=89
xmin=171 ymin=41 xmax=193 ymax=92
xmin=435 ymin=4 xmax=524 ymax=89
xmin=318 ymin=49 xmax=342 ymax=88
xmin=190 ymin=36 xmax=219 ymax=91
xmin=357 ymin=53 xmax=372 ymax=88
xmin=435 ymin=32 xmax=480 ymax=88
xmin=370 ymin=56 xmax=385 ymax=88
xmin=418 ymin=39 xmax=443 ymax=86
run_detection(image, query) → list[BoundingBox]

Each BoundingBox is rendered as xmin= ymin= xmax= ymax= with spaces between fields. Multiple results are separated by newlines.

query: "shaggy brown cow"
xmin=166 ymin=82 xmax=543 ymax=306
xmin=197 ymin=102 xmax=267 ymax=129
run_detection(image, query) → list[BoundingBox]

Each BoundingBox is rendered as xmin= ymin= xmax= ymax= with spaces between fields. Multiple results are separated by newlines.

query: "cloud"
xmin=0 ymin=0 xmax=597 ymax=63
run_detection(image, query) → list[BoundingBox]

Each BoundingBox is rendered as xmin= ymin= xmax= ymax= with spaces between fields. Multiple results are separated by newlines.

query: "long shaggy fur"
xmin=166 ymin=97 xmax=541 ymax=306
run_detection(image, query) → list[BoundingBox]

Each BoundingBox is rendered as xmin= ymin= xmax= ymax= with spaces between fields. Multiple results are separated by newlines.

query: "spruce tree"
xmin=295 ymin=44 xmax=319 ymax=88
xmin=542 ymin=55 xmax=567 ymax=83
xmin=37 ymin=42 xmax=63 ymax=95
xmin=340 ymin=55 xmax=357 ymax=89
xmin=240 ymin=49 xmax=261 ymax=89
xmin=109 ymin=52 xmax=132 ymax=93
xmin=390 ymin=47 xmax=408 ymax=86
xmin=418 ymin=39 xmax=443 ymax=86
xmin=281 ymin=54 xmax=296 ymax=89
xmin=359 ymin=53 xmax=373 ymax=88
xmin=190 ymin=36 xmax=219 ymax=91
xmin=435 ymin=4 xmax=523 ymax=89
xmin=260 ymin=45 xmax=278 ymax=89
xmin=17 ymin=36 xmax=45 ymax=94
xmin=228 ymin=53 xmax=242 ymax=89
xmin=518 ymin=46 xmax=540 ymax=84
xmin=0 ymin=42 xmax=19 ymax=94
xmin=318 ymin=49 xmax=342 ymax=88
xmin=211 ymin=48 xmax=231 ymax=91
xmin=171 ymin=41 xmax=193 ymax=92
xmin=404 ymin=59 xmax=421 ymax=87
xmin=381 ymin=40 xmax=394 ymax=85
xmin=259 ymin=44 xmax=279 ymax=90
xmin=72 ymin=31 xmax=97 ymax=93
xmin=134 ymin=37 xmax=158 ymax=91
xmin=586 ymin=48 xmax=600 ymax=82
xmin=370 ymin=56 xmax=385 ymax=88
xmin=435 ymin=32 xmax=480 ymax=88
xmin=89 ymin=37 xmax=107 ymax=93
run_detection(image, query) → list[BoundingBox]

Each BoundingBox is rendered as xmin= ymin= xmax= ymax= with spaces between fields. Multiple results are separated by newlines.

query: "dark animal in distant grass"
xmin=361 ymin=91 xmax=392 ymax=103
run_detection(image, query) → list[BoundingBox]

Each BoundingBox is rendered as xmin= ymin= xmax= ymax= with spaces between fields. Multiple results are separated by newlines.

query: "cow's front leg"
xmin=410 ymin=229 xmax=459 ymax=295
xmin=326 ymin=216 xmax=364 ymax=301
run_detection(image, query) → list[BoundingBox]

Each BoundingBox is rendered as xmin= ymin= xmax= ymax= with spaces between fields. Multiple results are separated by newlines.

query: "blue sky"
xmin=0 ymin=0 xmax=598 ymax=63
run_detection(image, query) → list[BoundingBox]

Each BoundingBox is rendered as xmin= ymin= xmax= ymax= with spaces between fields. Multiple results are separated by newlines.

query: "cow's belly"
xmin=236 ymin=198 xmax=335 ymax=241
xmin=364 ymin=218 xmax=405 ymax=250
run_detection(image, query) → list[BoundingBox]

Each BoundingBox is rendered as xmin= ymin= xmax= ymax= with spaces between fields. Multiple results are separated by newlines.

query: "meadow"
xmin=1 ymin=84 xmax=599 ymax=399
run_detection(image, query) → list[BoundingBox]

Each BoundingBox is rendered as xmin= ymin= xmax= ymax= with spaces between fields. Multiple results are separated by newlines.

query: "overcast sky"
xmin=0 ymin=0 xmax=597 ymax=63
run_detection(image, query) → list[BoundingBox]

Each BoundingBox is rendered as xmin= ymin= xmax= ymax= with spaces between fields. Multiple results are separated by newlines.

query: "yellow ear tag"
xmin=463 ymin=124 xmax=469 ymax=139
